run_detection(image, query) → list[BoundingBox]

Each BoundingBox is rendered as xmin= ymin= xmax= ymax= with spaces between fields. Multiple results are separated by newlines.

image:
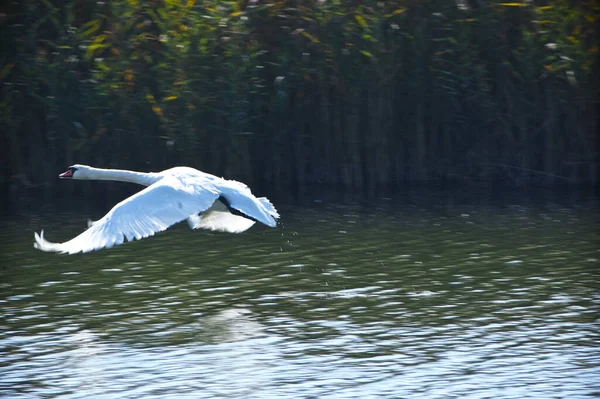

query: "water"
xmin=1 ymin=189 xmax=599 ymax=398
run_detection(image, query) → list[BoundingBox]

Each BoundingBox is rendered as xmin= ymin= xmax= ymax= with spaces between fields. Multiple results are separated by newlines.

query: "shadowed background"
xmin=1 ymin=0 xmax=598 ymax=202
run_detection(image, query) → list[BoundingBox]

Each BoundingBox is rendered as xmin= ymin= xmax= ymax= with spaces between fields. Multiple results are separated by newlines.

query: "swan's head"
xmin=59 ymin=164 xmax=91 ymax=180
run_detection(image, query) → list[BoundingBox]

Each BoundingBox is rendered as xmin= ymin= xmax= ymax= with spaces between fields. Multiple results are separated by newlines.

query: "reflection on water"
xmin=1 ymin=189 xmax=599 ymax=398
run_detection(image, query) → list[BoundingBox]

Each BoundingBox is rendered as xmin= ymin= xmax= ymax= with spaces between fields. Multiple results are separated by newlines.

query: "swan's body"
xmin=34 ymin=165 xmax=279 ymax=254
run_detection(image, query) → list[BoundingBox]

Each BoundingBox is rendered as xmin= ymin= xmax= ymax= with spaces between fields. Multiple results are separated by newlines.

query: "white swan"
xmin=34 ymin=164 xmax=279 ymax=254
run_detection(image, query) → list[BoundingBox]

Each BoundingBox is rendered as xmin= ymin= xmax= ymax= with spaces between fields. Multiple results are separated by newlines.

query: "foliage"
xmin=1 ymin=0 xmax=598 ymax=195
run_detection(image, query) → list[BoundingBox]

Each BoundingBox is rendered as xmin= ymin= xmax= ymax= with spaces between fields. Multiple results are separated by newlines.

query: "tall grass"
xmin=1 ymin=0 xmax=598 ymax=198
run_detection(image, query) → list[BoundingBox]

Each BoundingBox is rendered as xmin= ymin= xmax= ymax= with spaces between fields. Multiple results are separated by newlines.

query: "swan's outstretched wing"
xmin=187 ymin=200 xmax=255 ymax=233
xmin=218 ymin=180 xmax=280 ymax=227
xmin=34 ymin=177 xmax=219 ymax=254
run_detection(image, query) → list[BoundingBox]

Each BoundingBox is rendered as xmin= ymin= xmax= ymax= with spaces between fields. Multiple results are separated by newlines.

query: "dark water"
xmin=1 ymin=189 xmax=599 ymax=398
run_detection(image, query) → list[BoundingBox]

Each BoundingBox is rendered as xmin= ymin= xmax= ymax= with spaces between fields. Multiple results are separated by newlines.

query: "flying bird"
xmin=34 ymin=165 xmax=279 ymax=254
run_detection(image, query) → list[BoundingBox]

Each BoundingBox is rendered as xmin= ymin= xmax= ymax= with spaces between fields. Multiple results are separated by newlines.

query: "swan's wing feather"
xmin=34 ymin=177 xmax=219 ymax=254
xmin=219 ymin=180 xmax=280 ymax=227
xmin=187 ymin=200 xmax=255 ymax=233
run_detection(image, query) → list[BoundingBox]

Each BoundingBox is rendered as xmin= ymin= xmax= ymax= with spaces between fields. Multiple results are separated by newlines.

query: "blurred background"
xmin=1 ymin=0 xmax=598 ymax=203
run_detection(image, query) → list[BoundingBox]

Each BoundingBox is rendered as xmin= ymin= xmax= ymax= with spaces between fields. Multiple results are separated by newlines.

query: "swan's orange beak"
xmin=59 ymin=169 xmax=74 ymax=178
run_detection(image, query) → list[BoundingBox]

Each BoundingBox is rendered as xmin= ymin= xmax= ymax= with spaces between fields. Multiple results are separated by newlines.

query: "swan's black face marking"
xmin=59 ymin=167 xmax=77 ymax=179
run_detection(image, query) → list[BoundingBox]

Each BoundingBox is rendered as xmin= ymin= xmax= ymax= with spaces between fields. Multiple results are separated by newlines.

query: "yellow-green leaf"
xmin=230 ymin=11 xmax=242 ymax=17
xmin=146 ymin=93 xmax=156 ymax=104
xmin=360 ymin=50 xmax=373 ymax=57
xmin=164 ymin=96 xmax=178 ymax=101
xmin=92 ymin=34 xmax=106 ymax=44
xmin=81 ymin=19 xmax=102 ymax=37
xmin=499 ymin=2 xmax=527 ymax=6
xmin=152 ymin=105 xmax=163 ymax=117
xmin=355 ymin=14 xmax=367 ymax=28
xmin=300 ymin=31 xmax=320 ymax=43
xmin=385 ymin=8 xmax=406 ymax=17
xmin=86 ymin=43 xmax=109 ymax=57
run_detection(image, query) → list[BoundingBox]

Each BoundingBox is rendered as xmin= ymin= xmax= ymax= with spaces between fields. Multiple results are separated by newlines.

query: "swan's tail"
xmin=34 ymin=230 xmax=65 ymax=253
xmin=187 ymin=211 xmax=255 ymax=233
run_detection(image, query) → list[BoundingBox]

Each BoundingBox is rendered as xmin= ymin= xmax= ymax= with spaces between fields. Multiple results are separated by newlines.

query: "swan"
xmin=34 ymin=164 xmax=279 ymax=254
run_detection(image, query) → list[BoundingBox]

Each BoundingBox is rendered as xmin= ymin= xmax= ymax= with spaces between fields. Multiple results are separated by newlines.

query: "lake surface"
xmin=1 ymin=188 xmax=599 ymax=399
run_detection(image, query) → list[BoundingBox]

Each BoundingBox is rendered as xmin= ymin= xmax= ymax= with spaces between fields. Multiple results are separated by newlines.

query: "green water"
xmin=1 ymin=189 xmax=598 ymax=398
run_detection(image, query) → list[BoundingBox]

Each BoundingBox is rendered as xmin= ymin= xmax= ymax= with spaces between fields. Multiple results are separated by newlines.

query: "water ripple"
xmin=1 ymin=194 xmax=599 ymax=398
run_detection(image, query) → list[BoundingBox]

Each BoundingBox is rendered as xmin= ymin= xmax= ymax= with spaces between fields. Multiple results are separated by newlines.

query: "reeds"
xmin=1 ymin=0 xmax=598 ymax=196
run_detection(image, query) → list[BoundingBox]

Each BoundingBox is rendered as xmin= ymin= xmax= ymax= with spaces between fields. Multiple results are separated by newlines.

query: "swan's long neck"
xmin=84 ymin=167 xmax=161 ymax=186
